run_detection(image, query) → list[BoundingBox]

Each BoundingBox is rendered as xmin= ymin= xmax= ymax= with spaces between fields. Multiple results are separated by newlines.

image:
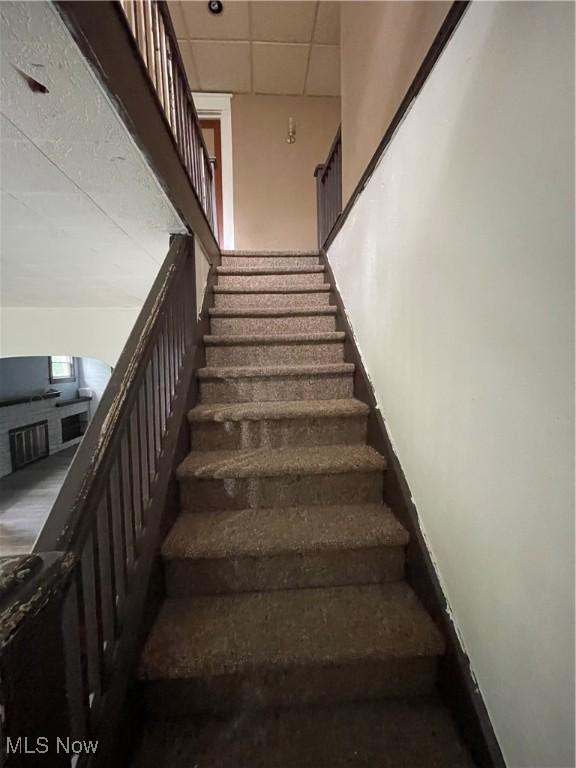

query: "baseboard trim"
xmin=321 ymin=253 xmax=506 ymax=768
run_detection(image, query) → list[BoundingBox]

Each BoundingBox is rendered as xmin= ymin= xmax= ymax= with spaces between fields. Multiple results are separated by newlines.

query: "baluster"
xmin=80 ymin=533 xmax=103 ymax=718
xmin=169 ymin=303 xmax=178 ymax=394
xmin=144 ymin=0 xmax=156 ymax=88
xmin=151 ymin=2 xmax=164 ymax=109
xmin=62 ymin=573 xmax=88 ymax=740
xmin=154 ymin=338 xmax=166 ymax=440
xmin=129 ymin=407 xmax=144 ymax=539
xmin=152 ymin=345 xmax=163 ymax=457
xmin=119 ymin=430 xmax=136 ymax=571
xmin=159 ymin=28 xmax=169 ymax=123
xmin=165 ymin=306 xmax=175 ymax=403
xmin=108 ymin=463 xmax=127 ymax=622
xmin=145 ymin=360 xmax=158 ymax=477
xmin=138 ymin=384 xmax=151 ymax=511
xmin=135 ymin=1 xmax=148 ymax=67
xmin=95 ymin=497 xmax=116 ymax=662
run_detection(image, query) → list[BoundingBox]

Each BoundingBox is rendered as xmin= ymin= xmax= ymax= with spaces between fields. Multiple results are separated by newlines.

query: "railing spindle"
xmin=80 ymin=534 xmax=103 ymax=715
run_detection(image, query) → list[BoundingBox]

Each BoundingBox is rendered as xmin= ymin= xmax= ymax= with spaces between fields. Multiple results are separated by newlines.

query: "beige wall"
xmin=340 ymin=1 xmax=450 ymax=202
xmin=231 ymin=94 xmax=340 ymax=251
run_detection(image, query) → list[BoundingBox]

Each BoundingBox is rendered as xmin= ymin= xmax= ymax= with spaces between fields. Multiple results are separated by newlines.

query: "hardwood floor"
xmin=0 ymin=446 xmax=76 ymax=555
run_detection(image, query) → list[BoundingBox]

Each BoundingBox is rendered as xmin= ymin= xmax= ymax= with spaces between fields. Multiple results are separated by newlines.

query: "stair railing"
xmin=314 ymin=126 xmax=342 ymax=249
xmin=1 ymin=235 xmax=200 ymax=767
xmin=118 ymin=0 xmax=215 ymax=234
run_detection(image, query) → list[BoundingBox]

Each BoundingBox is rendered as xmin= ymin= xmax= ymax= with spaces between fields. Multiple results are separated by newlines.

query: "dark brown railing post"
xmin=0 ymin=553 xmax=77 ymax=766
xmin=314 ymin=126 xmax=342 ymax=249
xmin=314 ymin=163 xmax=326 ymax=250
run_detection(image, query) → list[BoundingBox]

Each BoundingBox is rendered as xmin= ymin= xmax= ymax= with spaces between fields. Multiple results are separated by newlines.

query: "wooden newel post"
xmin=314 ymin=164 xmax=325 ymax=250
xmin=0 ymin=553 xmax=77 ymax=767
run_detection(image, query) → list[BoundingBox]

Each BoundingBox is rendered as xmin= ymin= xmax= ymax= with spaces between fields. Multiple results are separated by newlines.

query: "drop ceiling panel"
xmin=314 ymin=2 xmax=340 ymax=45
xmin=178 ymin=40 xmax=201 ymax=90
xmin=192 ymin=40 xmax=251 ymax=93
xmin=251 ymin=1 xmax=317 ymax=43
xmin=168 ymin=1 xmax=340 ymax=96
xmin=253 ymin=43 xmax=309 ymax=95
xmin=180 ymin=1 xmax=250 ymax=40
xmin=167 ymin=0 xmax=188 ymax=38
xmin=306 ymin=44 xmax=340 ymax=96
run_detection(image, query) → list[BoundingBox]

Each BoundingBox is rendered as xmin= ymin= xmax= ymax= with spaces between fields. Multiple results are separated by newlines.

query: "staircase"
xmin=134 ymin=251 xmax=474 ymax=766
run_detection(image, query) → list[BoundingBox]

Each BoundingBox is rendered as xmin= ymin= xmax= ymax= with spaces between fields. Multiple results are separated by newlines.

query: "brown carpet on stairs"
xmin=133 ymin=250 xmax=475 ymax=766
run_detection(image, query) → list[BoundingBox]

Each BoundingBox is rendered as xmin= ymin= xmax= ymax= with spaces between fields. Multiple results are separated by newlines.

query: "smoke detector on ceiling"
xmin=208 ymin=1 xmax=223 ymax=14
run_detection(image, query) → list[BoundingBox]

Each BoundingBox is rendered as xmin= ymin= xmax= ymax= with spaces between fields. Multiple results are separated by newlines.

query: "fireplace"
xmin=61 ymin=413 xmax=87 ymax=443
xmin=9 ymin=420 xmax=49 ymax=471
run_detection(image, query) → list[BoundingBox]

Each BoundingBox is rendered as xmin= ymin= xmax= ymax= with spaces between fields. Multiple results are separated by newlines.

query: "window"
xmin=49 ymin=355 xmax=76 ymax=383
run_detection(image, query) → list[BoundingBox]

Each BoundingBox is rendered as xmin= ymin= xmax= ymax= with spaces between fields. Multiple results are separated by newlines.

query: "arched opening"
xmin=0 ymin=354 xmax=112 ymax=554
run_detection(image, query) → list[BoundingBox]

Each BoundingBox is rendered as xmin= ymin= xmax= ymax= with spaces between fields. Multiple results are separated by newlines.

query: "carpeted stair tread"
xmin=217 ymin=265 xmax=325 ymax=275
xmin=204 ymin=331 xmax=344 ymax=346
xmin=131 ymin=699 xmax=474 ymax=768
xmin=213 ymin=284 xmax=331 ymax=294
xmin=197 ymin=362 xmax=355 ymax=379
xmin=188 ymin=398 xmax=368 ymax=423
xmin=162 ymin=504 xmax=408 ymax=560
xmin=176 ymin=444 xmax=385 ymax=480
xmin=209 ymin=306 xmax=337 ymax=317
xmin=139 ymin=583 xmax=444 ymax=681
xmin=221 ymin=250 xmax=320 ymax=257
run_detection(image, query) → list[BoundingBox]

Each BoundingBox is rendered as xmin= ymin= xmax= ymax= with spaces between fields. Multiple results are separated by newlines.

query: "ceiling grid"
xmin=168 ymin=1 xmax=340 ymax=97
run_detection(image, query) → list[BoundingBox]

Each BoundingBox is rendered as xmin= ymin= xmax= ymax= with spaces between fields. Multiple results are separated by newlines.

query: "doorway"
xmin=200 ymin=119 xmax=224 ymax=245
xmin=193 ymin=93 xmax=235 ymax=249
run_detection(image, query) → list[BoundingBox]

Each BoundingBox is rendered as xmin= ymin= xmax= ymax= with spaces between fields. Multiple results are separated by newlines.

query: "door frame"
xmin=199 ymin=118 xmax=224 ymax=245
xmin=193 ymin=93 xmax=235 ymax=250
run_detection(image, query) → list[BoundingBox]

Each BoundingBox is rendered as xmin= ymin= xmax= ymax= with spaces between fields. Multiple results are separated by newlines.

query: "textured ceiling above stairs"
xmin=0 ymin=1 xmax=184 ymax=309
xmin=133 ymin=250 xmax=475 ymax=766
xmin=168 ymin=1 xmax=340 ymax=96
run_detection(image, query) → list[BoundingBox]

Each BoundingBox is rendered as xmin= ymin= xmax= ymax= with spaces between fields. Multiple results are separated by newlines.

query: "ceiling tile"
xmin=314 ymin=2 xmax=339 ymax=45
xmin=251 ymin=1 xmax=317 ymax=43
xmin=192 ymin=41 xmax=251 ymax=93
xmin=306 ymin=44 xmax=340 ymax=96
xmin=177 ymin=40 xmax=200 ymax=90
xmin=180 ymin=1 xmax=249 ymax=40
xmin=252 ymin=43 xmax=309 ymax=95
xmin=167 ymin=1 xmax=188 ymax=38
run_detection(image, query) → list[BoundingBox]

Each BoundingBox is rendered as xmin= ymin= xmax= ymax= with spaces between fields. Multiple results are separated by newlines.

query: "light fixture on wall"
xmin=286 ymin=117 xmax=296 ymax=144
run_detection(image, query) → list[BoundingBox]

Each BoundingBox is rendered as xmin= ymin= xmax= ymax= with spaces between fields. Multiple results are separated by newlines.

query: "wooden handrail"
xmin=314 ymin=126 xmax=342 ymax=249
xmin=18 ymin=234 xmax=202 ymax=764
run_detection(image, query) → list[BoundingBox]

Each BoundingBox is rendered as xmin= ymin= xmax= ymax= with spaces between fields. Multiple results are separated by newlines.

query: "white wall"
xmin=0 ymin=307 xmax=140 ymax=366
xmin=78 ymin=357 xmax=112 ymax=418
xmin=328 ymin=3 xmax=574 ymax=767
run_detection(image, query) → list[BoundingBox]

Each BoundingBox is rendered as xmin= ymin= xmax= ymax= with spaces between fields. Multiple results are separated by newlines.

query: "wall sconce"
xmin=286 ymin=117 xmax=296 ymax=144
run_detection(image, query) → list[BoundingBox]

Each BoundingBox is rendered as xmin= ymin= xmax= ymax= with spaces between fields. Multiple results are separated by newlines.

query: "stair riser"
xmin=214 ymin=292 xmax=331 ymax=309
xmin=205 ymin=342 xmax=344 ymax=366
xmin=218 ymin=274 xmax=326 ymax=290
xmin=221 ymin=255 xmax=320 ymax=268
xmin=164 ymin=546 xmax=405 ymax=597
xmin=143 ymin=657 xmax=438 ymax=716
xmin=179 ymin=471 xmax=383 ymax=513
xmin=210 ymin=315 xmax=336 ymax=335
xmin=190 ymin=415 xmax=367 ymax=451
xmin=199 ymin=372 xmax=354 ymax=404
